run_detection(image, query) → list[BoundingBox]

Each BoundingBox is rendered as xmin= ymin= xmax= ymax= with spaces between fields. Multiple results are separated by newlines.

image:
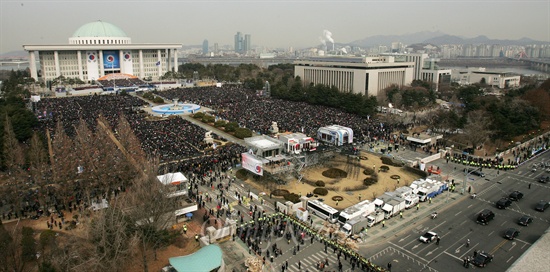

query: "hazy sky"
xmin=1 ymin=0 xmax=548 ymax=54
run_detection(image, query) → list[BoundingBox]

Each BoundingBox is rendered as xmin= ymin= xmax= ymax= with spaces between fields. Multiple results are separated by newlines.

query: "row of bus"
xmin=305 ymin=178 xmax=449 ymax=235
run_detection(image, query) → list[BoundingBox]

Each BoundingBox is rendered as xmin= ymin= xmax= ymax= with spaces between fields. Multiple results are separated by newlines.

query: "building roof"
xmin=156 ymin=172 xmax=188 ymax=185
xmin=169 ymin=244 xmax=223 ymax=272
xmin=72 ymin=20 xmax=128 ymax=38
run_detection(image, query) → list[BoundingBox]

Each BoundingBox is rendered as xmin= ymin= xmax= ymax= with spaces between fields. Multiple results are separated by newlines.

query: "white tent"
xmin=156 ymin=172 xmax=188 ymax=185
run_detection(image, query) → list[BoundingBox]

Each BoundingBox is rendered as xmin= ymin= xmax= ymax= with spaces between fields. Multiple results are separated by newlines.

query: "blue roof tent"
xmin=169 ymin=244 xmax=223 ymax=272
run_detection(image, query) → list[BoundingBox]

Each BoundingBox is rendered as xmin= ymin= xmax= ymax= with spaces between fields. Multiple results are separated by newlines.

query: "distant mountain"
xmin=349 ymin=31 xmax=446 ymax=47
xmin=0 ymin=50 xmax=27 ymax=59
xmin=423 ymin=35 xmax=545 ymax=46
xmin=349 ymin=32 xmax=547 ymax=47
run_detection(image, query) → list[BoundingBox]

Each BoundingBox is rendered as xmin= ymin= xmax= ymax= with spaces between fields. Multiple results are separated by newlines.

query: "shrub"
xmin=404 ymin=166 xmax=428 ymax=178
xmin=284 ymin=193 xmax=301 ymax=203
xmin=214 ymin=120 xmax=227 ymax=128
xmin=225 ymin=122 xmax=239 ymax=132
xmin=193 ymin=112 xmax=205 ymax=119
xmin=313 ymin=187 xmax=328 ymax=196
xmin=234 ymin=128 xmax=253 ymax=139
xmin=363 ymin=177 xmax=378 ymax=186
xmin=315 ymin=180 xmax=325 ymax=187
xmin=379 ymin=165 xmax=390 ymax=172
xmin=271 ymin=189 xmax=290 ymax=197
xmin=202 ymin=114 xmax=215 ymax=123
xmin=153 ymin=97 xmax=165 ymax=104
xmin=363 ymin=168 xmax=375 ymax=175
xmin=380 ymin=156 xmax=404 ymax=167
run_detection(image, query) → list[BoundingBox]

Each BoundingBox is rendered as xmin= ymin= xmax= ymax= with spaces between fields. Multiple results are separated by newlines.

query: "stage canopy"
xmin=156 ymin=172 xmax=188 ymax=185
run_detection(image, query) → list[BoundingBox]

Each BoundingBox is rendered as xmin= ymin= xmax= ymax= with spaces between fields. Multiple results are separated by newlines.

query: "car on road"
xmin=419 ymin=231 xmax=438 ymax=243
xmin=518 ymin=215 xmax=533 ymax=226
xmin=477 ymin=209 xmax=495 ymax=225
xmin=504 ymin=228 xmax=520 ymax=240
xmin=496 ymin=198 xmax=512 ymax=209
xmin=539 ymin=176 xmax=549 ymax=183
xmin=508 ymin=191 xmax=524 ymax=201
xmin=535 ymin=200 xmax=550 ymax=212
xmin=471 ymin=251 xmax=493 ymax=267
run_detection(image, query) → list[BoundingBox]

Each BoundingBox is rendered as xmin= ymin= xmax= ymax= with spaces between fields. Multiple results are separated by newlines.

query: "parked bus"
xmin=307 ymin=199 xmax=339 ymax=223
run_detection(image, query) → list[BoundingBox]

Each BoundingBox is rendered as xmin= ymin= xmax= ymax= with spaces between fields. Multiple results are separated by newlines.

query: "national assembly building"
xmin=23 ymin=20 xmax=181 ymax=83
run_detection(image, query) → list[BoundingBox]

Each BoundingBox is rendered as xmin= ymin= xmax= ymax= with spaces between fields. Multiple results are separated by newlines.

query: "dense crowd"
xmin=154 ymin=86 xmax=404 ymax=143
xmin=98 ymin=77 xmax=145 ymax=88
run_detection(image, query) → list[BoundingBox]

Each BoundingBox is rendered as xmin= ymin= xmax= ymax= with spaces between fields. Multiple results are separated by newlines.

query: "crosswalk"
xmin=282 ymin=250 xmax=351 ymax=272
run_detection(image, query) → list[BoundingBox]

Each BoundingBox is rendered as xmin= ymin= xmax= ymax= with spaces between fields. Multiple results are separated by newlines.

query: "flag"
xmin=156 ymin=61 xmax=161 ymax=66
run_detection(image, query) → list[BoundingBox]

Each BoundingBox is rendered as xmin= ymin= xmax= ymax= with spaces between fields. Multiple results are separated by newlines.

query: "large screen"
xmin=103 ymin=50 xmax=120 ymax=69
xmin=241 ymin=152 xmax=264 ymax=176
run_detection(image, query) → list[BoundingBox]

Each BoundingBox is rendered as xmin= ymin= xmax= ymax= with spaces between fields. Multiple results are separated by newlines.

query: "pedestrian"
xmin=298 ymin=261 xmax=301 ymax=269
xmin=436 ymin=236 xmax=440 ymax=245
xmin=336 ymin=200 xmax=339 ymax=206
xmin=382 ymin=220 xmax=385 ymax=227
xmin=466 ymin=238 xmax=470 ymax=247
xmin=387 ymin=262 xmax=392 ymax=271
xmin=429 ymin=198 xmax=432 ymax=204
xmin=474 ymin=250 xmax=477 ymax=257
xmin=463 ymin=257 xmax=468 ymax=267
xmin=529 ymin=183 xmax=531 ymax=189
xmin=400 ymin=211 xmax=403 ymax=218
xmin=416 ymin=203 xmax=420 ymax=211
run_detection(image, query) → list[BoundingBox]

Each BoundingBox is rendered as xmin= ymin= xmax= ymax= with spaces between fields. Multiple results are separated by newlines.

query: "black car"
xmin=496 ymin=198 xmax=512 ymax=209
xmin=477 ymin=209 xmax=495 ymax=225
xmin=518 ymin=215 xmax=533 ymax=226
xmin=467 ymin=168 xmax=486 ymax=177
xmin=471 ymin=251 xmax=493 ymax=267
xmin=539 ymin=176 xmax=550 ymax=183
xmin=535 ymin=200 xmax=550 ymax=212
xmin=508 ymin=191 xmax=523 ymax=201
xmin=504 ymin=228 xmax=520 ymax=240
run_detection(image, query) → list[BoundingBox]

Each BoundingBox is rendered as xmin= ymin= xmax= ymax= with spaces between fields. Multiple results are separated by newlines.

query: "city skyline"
xmin=1 ymin=0 xmax=549 ymax=54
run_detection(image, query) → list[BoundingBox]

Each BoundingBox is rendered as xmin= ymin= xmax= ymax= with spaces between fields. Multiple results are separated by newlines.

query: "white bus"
xmin=307 ymin=199 xmax=339 ymax=223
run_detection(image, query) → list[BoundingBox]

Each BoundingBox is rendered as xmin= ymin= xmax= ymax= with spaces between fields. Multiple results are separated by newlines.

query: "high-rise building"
xmin=213 ymin=43 xmax=219 ymax=54
xmin=244 ymin=34 xmax=251 ymax=53
xmin=234 ymin=31 xmax=251 ymax=54
xmin=202 ymin=39 xmax=209 ymax=55
xmin=234 ymin=32 xmax=243 ymax=53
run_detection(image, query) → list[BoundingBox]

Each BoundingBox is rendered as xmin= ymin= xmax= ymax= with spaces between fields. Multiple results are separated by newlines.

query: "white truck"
xmin=374 ymin=194 xmax=394 ymax=210
xmin=382 ymin=197 xmax=406 ymax=219
xmin=366 ymin=211 xmax=385 ymax=227
xmin=337 ymin=200 xmax=375 ymax=225
xmin=341 ymin=216 xmax=370 ymax=235
xmin=417 ymin=183 xmax=438 ymax=202
xmin=394 ymin=187 xmax=419 ymax=209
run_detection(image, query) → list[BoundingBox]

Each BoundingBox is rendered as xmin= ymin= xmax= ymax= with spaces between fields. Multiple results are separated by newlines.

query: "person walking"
xmin=387 ymin=262 xmax=392 ymax=271
xmin=400 ymin=211 xmax=403 ymax=219
xmin=382 ymin=220 xmax=386 ymax=227
xmin=416 ymin=203 xmax=420 ymax=211
xmin=436 ymin=236 xmax=440 ymax=245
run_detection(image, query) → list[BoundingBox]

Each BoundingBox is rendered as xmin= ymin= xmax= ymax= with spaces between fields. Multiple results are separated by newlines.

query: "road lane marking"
xmin=490 ymin=239 xmax=508 ymax=255
xmin=398 ymin=234 xmax=411 ymax=243
xmin=444 ymin=251 xmax=462 ymax=262
xmin=388 ymin=242 xmax=430 ymax=263
xmin=500 ymin=220 xmax=507 ymax=226
xmin=455 ymin=211 xmax=462 ymax=216
xmin=514 ymin=238 xmax=532 ymax=245
xmin=507 ymin=256 xmax=515 ymax=263
xmin=509 ymin=241 xmax=516 ymax=251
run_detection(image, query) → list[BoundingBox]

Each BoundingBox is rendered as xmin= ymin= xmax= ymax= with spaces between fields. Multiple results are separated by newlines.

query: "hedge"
xmin=380 ymin=156 xmax=404 ymax=167
xmin=315 ymin=180 xmax=325 ymax=187
xmin=284 ymin=193 xmax=301 ymax=203
xmin=404 ymin=166 xmax=428 ymax=178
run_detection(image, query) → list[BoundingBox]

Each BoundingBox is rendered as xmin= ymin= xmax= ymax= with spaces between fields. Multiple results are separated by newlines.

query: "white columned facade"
xmin=98 ymin=50 xmax=104 ymax=76
xmin=166 ymin=49 xmax=171 ymax=72
xmin=53 ymin=51 xmax=60 ymax=77
xmin=173 ymin=49 xmax=178 ymax=72
xmin=139 ymin=49 xmax=144 ymax=78
xmin=157 ymin=49 xmax=162 ymax=77
xmin=77 ymin=50 xmax=83 ymax=80
xmin=28 ymin=51 xmax=38 ymax=80
xmin=119 ymin=50 xmax=124 ymax=74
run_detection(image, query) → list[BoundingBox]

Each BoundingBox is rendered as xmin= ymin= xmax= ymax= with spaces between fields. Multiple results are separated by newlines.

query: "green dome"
xmin=72 ymin=21 xmax=128 ymax=38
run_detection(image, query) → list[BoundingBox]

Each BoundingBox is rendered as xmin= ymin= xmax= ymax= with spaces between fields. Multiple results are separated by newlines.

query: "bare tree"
xmin=116 ymin=113 xmax=147 ymax=168
xmin=462 ymin=110 xmax=492 ymax=149
xmin=28 ymin=131 xmax=50 ymax=188
xmin=3 ymin=116 xmax=26 ymax=212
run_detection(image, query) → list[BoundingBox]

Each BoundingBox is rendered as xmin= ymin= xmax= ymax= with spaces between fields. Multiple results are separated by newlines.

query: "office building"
xmin=202 ymin=39 xmax=209 ymax=55
xmin=294 ymin=56 xmax=414 ymax=97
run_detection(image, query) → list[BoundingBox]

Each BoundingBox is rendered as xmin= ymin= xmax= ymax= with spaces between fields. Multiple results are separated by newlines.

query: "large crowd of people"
xmin=154 ymin=86 xmax=404 ymax=143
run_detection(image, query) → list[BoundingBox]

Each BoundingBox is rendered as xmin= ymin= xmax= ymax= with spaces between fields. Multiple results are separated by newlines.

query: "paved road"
xmin=360 ymin=151 xmax=550 ymax=272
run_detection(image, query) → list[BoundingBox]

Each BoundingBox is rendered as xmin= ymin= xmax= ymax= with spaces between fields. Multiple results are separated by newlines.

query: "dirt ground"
xmin=244 ymin=151 xmax=422 ymax=209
